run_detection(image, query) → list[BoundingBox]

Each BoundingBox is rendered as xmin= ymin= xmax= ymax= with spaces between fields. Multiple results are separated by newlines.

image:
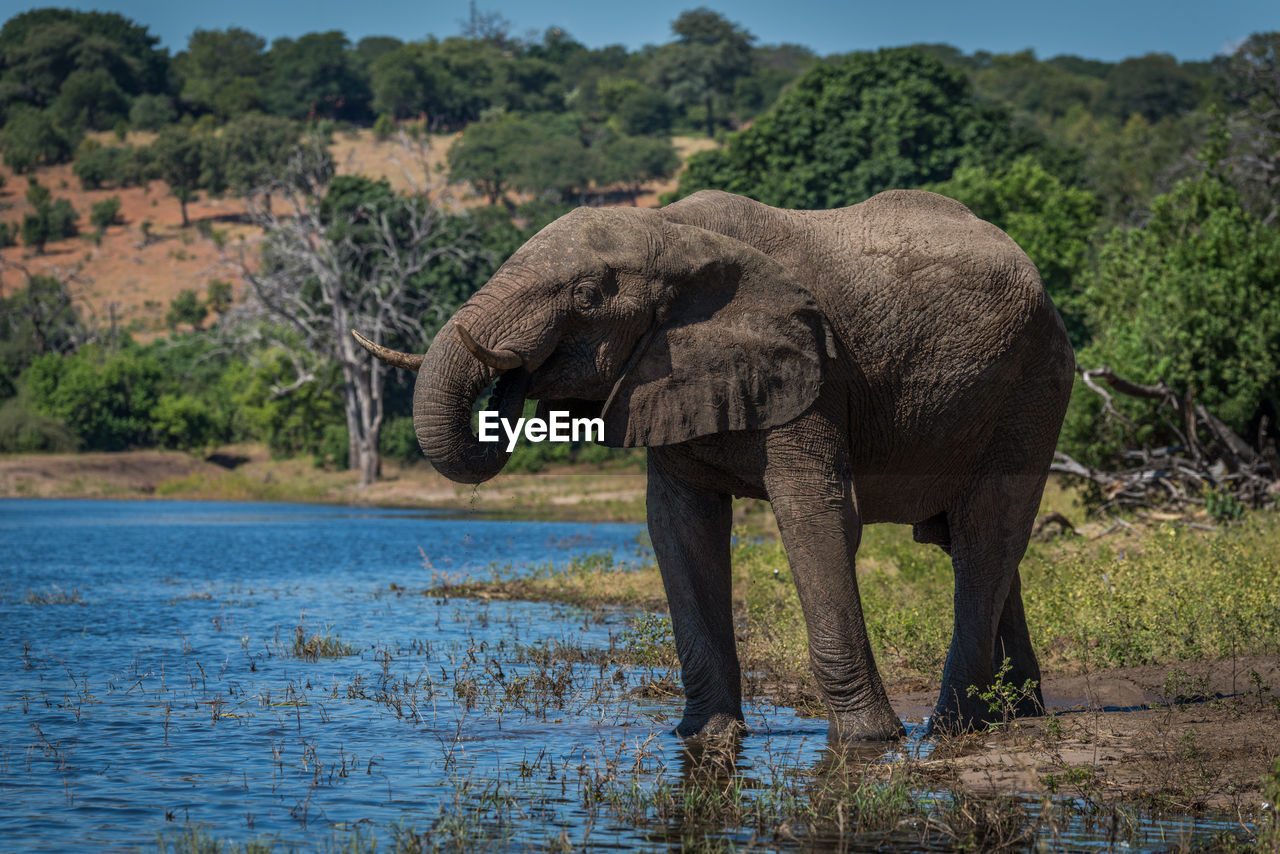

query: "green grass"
xmin=432 ymin=509 xmax=1280 ymax=693
xmin=745 ymin=513 xmax=1280 ymax=684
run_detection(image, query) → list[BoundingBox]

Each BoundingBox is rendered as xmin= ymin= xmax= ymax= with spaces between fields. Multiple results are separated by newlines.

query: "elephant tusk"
xmin=350 ymin=329 xmax=424 ymax=371
xmin=454 ymin=323 xmax=523 ymax=371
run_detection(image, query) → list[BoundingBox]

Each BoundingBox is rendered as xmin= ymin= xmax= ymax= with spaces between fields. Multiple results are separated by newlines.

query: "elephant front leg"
xmin=763 ymin=438 xmax=904 ymax=742
xmin=647 ymin=452 xmax=742 ymax=738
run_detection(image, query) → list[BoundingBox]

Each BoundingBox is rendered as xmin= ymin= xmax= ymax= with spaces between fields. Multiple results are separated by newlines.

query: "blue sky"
xmin=4 ymin=0 xmax=1277 ymax=62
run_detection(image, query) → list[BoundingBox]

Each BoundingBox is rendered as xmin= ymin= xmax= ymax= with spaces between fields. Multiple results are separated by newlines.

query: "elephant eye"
xmin=573 ymin=280 xmax=603 ymax=311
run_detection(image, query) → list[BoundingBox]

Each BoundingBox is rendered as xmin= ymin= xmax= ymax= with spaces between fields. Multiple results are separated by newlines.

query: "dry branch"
xmin=1052 ymin=365 xmax=1278 ymax=515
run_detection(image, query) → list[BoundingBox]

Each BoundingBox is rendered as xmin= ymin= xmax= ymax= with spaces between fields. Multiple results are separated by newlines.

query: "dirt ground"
xmin=0 ymin=448 xmax=226 ymax=497
xmin=887 ymin=657 xmax=1280 ymax=809
xmin=0 ymin=445 xmax=649 ymax=517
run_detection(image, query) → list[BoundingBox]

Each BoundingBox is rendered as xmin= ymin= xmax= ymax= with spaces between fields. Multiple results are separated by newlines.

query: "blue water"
xmin=0 ymin=499 xmax=1254 ymax=852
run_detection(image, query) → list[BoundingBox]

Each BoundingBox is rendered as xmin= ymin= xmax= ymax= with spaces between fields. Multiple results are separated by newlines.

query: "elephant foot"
xmin=828 ymin=703 xmax=906 ymax=743
xmin=926 ymin=685 xmax=1044 ymax=737
xmin=675 ymin=711 xmax=745 ymax=740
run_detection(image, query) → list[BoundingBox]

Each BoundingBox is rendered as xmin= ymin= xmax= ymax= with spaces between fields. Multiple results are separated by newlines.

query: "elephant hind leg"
xmin=993 ymin=567 xmax=1044 ymax=718
xmin=929 ymin=470 xmax=1048 ymax=734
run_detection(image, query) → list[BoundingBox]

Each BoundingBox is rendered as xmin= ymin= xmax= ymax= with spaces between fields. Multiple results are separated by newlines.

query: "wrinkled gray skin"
xmin=361 ymin=189 xmax=1075 ymax=741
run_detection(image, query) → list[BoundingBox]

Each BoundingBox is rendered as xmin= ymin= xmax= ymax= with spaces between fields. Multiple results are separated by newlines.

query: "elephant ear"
xmin=602 ymin=223 xmax=834 ymax=447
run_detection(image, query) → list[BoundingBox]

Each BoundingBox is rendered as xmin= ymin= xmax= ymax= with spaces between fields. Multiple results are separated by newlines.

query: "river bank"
xmin=0 ymin=445 xmax=650 ymax=521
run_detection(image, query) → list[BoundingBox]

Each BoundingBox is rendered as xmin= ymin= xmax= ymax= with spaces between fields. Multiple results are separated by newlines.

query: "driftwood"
xmin=1051 ymin=365 xmax=1279 ymax=514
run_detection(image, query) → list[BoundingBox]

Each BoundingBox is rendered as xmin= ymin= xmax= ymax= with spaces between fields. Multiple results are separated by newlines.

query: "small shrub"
xmin=379 ymin=415 xmax=420 ymax=464
xmin=373 ymin=114 xmax=396 ymax=140
xmin=74 ymin=145 xmax=142 ymax=190
xmin=165 ymin=289 xmax=207 ymax=330
xmin=317 ymin=423 xmax=349 ymax=468
xmin=19 ymin=181 xmax=78 ymax=250
xmin=205 ymin=279 xmax=233 ymax=315
xmin=0 ymin=221 xmax=17 ymax=248
xmin=90 ymin=197 xmax=122 ymax=233
xmin=966 ymin=657 xmax=1040 ymax=728
xmin=1204 ymin=486 xmax=1245 ymax=522
xmin=0 ymin=398 xmax=80 ymax=453
xmin=617 ymin=614 xmax=677 ymax=668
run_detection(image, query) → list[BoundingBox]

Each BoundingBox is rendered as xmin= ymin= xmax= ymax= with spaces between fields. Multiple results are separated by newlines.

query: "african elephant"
xmin=357 ymin=188 xmax=1075 ymax=740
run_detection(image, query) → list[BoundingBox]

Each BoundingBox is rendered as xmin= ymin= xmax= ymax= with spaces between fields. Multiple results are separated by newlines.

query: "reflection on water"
xmin=0 ymin=499 xmax=1253 ymax=851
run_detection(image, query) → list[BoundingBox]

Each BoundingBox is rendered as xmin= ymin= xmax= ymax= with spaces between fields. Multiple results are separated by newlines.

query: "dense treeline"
xmin=1 ymin=6 xmax=1277 ymax=500
xmin=0 ymin=6 xmax=807 ymax=164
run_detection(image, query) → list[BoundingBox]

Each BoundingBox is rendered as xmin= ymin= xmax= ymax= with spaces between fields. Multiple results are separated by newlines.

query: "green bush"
xmin=0 ymin=107 xmax=72 ymax=172
xmin=165 ymin=289 xmax=207 ymax=330
xmin=23 ymin=346 xmax=163 ymax=451
xmin=74 ymin=145 xmax=145 ymax=190
xmin=0 ymin=222 xmax=16 ymax=248
xmin=318 ymin=423 xmax=349 ymax=468
xmin=379 ymin=415 xmax=420 ymax=464
xmin=1061 ymin=173 xmax=1280 ymax=467
xmin=90 ymin=197 xmax=122 ymax=232
xmin=373 ymin=113 xmax=396 ymax=140
xmin=151 ymin=394 xmax=218 ymax=450
xmin=19 ymin=182 xmax=78 ymax=251
xmin=128 ymin=94 xmax=177 ymax=131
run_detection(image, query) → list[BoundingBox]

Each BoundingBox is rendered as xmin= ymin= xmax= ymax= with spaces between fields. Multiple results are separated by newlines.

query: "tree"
xmin=264 ymin=31 xmax=370 ymax=120
xmin=219 ymin=113 xmax=299 ymax=202
xmin=1224 ymin=32 xmax=1280 ymax=224
xmin=598 ymin=135 xmax=680 ymax=203
xmin=447 ymin=113 xmax=539 ymax=205
xmin=0 ymin=106 xmax=71 ymax=172
xmin=353 ymin=36 xmax=403 ymax=69
xmin=598 ymin=77 xmax=675 ymax=135
xmin=0 ymin=9 xmax=170 ymax=113
xmin=129 ymin=93 xmax=177 ymax=129
xmin=149 ymin=124 xmax=214 ymax=226
xmin=649 ymin=8 xmax=755 ymax=137
xmin=174 ymin=28 xmax=268 ymax=119
xmin=675 ymin=48 xmax=1057 ymax=209
xmin=19 ymin=181 xmax=78 ymax=252
xmin=0 ymin=267 xmax=86 ymax=399
xmin=1096 ymin=53 xmax=1199 ymax=122
xmin=232 ymin=144 xmax=481 ymax=486
xmin=50 ymin=67 xmax=129 ymax=133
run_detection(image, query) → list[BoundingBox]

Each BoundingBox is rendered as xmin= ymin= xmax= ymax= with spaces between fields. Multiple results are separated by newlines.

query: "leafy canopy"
xmin=675 ymin=48 xmax=1062 ymax=208
xmin=1061 ymin=173 xmax=1280 ymax=465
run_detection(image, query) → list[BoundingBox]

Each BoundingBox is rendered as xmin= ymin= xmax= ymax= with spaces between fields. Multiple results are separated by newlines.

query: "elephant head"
xmin=356 ymin=206 xmax=835 ymax=484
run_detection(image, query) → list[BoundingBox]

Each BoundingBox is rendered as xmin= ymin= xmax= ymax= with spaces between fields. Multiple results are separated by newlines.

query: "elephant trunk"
xmin=414 ymin=321 xmax=529 ymax=485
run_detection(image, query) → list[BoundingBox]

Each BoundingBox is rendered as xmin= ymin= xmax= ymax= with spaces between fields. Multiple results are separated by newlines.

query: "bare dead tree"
xmin=1052 ymin=364 xmax=1279 ymax=517
xmin=0 ymin=258 xmax=94 ymax=356
xmin=227 ymin=135 xmax=479 ymax=487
